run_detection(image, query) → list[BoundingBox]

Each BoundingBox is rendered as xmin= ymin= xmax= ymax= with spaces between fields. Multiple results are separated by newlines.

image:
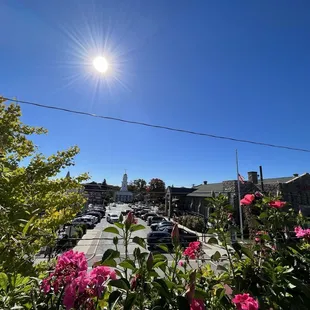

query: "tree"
xmin=148 ymin=178 xmax=166 ymax=202
xmin=127 ymin=182 xmax=137 ymax=193
xmin=0 ymin=99 xmax=89 ymax=274
xmin=133 ymin=179 xmax=147 ymax=192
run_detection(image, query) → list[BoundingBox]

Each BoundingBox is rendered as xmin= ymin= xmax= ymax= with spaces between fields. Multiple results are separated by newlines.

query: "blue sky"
xmin=1 ymin=0 xmax=310 ymax=187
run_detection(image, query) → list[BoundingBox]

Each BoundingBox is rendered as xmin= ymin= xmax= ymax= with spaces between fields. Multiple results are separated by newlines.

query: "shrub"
xmin=178 ymin=215 xmax=205 ymax=232
xmin=80 ymin=223 xmax=87 ymax=235
xmin=75 ymin=226 xmax=84 ymax=238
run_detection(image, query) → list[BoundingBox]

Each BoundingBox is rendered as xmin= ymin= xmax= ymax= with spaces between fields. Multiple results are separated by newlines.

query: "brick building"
xmin=83 ymin=179 xmax=119 ymax=205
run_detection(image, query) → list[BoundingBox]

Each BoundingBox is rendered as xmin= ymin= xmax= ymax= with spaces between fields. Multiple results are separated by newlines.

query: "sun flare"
xmin=93 ymin=56 xmax=109 ymax=73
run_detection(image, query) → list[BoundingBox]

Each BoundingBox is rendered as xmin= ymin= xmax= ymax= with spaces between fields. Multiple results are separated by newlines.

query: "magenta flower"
xmin=232 ymin=293 xmax=259 ymax=310
xmin=294 ymin=226 xmax=310 ymax=239
xmin=179 ymin=261 xmax=184 ymax=267
xmin=183 ymin=241 xmax=201 ymax=259
xmin=240 ymin=194 xmax=255 ymax=206
xmin=63 ymin=266 xmax=116 ymax=309
xmin=190 ymin=299 xmax=205 ymax=310
xmin=41 ymin=250 xmax=87 ymax=294
xmin=269 ymin=200 xmax=286 ymax=209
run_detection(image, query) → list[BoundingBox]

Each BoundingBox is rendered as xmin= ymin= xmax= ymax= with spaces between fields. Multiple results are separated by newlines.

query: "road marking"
xmin=86 ymin=226 xmax=104 ymax=262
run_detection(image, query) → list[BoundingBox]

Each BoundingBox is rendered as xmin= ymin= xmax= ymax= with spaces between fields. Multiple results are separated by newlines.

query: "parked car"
xmin=149 ymin=216 xmax=165 ymax=225
xmin=142 ymin=212 xmax=157 ymax=221
xmin=71 ymin=218 xmax=95 ymax=229
xmin=107 ymin=213 xmax=120 ymax=223
xmin=147 ymin=228 xmax=198 ymax=249
xmin=81 ymin=215 xmax=98 ymax=224
xmin=151 ymin=221 xmax=173 ymax=231
xmin=85 ymin=211 xmax=102 ymax=221
xmin=88 ymin=207 xmax=106 ymax=215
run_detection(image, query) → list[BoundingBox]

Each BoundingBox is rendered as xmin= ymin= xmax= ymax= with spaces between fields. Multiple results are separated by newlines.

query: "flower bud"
xmin=185 ymin=270 xmax=196 ymax=302
xmin=146 ymin=252 xmax=153 ymax=271
xmin=171 ymin=224 xmax=180 ymax=245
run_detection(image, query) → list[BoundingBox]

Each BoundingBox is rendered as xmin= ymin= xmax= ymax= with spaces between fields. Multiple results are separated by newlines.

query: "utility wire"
xmin=3 ymin=96 xmax=310 ymax=153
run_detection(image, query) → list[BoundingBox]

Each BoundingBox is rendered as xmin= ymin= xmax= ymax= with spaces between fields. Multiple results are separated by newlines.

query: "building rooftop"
xmin=167 ymin=186 xmax=196 ymax=195
xmin=188 ymin=183 xmax=225 ymax=197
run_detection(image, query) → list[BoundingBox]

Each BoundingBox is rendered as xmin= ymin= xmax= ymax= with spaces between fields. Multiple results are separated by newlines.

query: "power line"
xmin=3 ymin=96 xmax=310 ymax=153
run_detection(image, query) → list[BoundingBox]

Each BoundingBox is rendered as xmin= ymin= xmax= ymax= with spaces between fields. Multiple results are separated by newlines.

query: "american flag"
xmin=238 ymin=173 xmax=245 ymax=184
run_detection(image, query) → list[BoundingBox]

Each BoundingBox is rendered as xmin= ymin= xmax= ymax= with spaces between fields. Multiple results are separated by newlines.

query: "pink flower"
xmin=183 ymin=241 xmax=202 ymax=259
xmin=232 ymin=293 xmax=259 ymax=310
xmin=228 ymin=213 xmax=233 ymax=221
xmin=294 ymin=226 xmax=310 ymax=239
xmin=240 ymin=194 xmax=255 ymax=206
xmin=90 ymin=266 xmax=116 ymax=287
xmin=189 ymin=241 xmax=201 ymax=251
xmin=294 ymin=226 xmax=305 ymax=238
xmin=254 ymin=231 xmax=267 ymax=243
xmin=269 ymin=200 xmax=286 ymax=209
xmin=190 ymin=299 xmax=205 ymax=310
xmin=41 ymin=250 xmax=87 ymax=294
xmin=179 ymin=261 xmax=184 ymax=267
xmin=183 ymin=247 xmax=196 ymax=259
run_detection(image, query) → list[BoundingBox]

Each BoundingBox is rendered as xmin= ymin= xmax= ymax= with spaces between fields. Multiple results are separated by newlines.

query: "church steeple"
xmin=120 ymin=172 xmax=128 ymax=191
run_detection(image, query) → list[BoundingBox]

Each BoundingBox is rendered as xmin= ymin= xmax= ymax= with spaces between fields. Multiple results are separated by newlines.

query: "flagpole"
xmin=236 ymin=149 xmax=244 ymax=241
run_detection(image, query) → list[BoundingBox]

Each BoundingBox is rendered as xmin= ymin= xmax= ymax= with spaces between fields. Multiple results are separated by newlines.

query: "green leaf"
xmin=153 ymin=279 xmax=171 ymax=300
xmin=208 ymin=237 xmax=218 ymax=245
xmin=101 ymin=259 xmax=117 ymax=267
xmin=22 ymin=215 xmax=37 ymax=236
xmin=157 ymin=244 xmax=169 ymax=253
xmin=259 ymin=212 xmax=268 ymax=219
xmin=119 ymin=260 xmax=136 ymax=270
xmin=102 ymin=249 xmax=120 ymax=262
xmin=103 ymin=227 xmax=120 ymax=235
xmin=217 ymin=265 xmax=228 ymax=272
xmin=0 ymin=272 xmax=8 ymax=290
xmin=108 ymin=290 xmax=122 ymax=309
xmin=176 ymin=296 xmax=190 ymax=310
xmin=194 ymin=288 xmax=209 ymax=300
xmin=211 ymin=251 xmax=221 ymax=261
xmin=114 ymin=222 xmax=124 ymax=230
xmin=132 ymin=236 xmax=146 ymax=249
xmin=109 ymin=278 xmax=130 ymax=291
xmin=129 ymin=224 xmax=145 ymax=232
xmin=124 ymin=293 xmax=137 ymax=310
xmin=240 ymin=246 xmax=253 ymax=260
xmin=153 ymin=261 xmax=166 ymax=269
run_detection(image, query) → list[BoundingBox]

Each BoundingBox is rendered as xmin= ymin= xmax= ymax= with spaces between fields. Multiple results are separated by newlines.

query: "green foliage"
xmin=0 ymin=100 xmax=89 ymax=275
xmin=178 ymin=215 xmax=205 ymax=232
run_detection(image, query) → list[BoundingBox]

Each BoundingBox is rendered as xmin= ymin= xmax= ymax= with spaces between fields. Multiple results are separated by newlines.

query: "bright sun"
xmin=93 ymin=56 xmax=109 ymax=73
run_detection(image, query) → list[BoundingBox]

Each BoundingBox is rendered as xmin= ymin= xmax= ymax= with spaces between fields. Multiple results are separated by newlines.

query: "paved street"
xmin=73 ymin=203 xmax=225 ymax=271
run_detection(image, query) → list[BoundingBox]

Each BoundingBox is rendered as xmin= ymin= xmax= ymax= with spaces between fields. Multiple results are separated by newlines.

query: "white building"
xmin=114 ymin=172 xmax=133 ymax=202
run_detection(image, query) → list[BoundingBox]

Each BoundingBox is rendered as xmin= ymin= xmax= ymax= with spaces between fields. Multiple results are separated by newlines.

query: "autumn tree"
xmin=0 ymin=99 xmax=89 ymax=274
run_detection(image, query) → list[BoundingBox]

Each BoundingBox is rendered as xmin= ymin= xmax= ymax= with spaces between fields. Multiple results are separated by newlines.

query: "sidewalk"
xmin=34 ymin=221 xmax=104 ymax=265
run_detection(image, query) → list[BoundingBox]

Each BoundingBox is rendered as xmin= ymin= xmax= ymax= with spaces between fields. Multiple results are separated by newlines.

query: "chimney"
xmin=248 ymin=171 xmax=258 ymax=184
xmin=203 ymin=181 xmax=208 ymax=185
xmin=293 ymin=173 xmax=299 ymax=177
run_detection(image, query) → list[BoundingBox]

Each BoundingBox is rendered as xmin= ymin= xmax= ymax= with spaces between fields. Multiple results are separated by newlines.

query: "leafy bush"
xmin=178 ymin=215 xmax=205 ymax=232
xmin=3 ymin=187 xmax=310 ymax=309
xmin=75 ymin=226 xmax=84 ymax=239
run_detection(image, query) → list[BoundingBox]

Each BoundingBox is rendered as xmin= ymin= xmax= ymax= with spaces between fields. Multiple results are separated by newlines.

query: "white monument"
xmin=114 ymin=171 xmax=133 ymax=202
